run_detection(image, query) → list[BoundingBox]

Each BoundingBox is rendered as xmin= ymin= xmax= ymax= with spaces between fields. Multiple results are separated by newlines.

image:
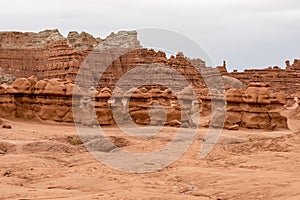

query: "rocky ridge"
xmin=226 ymin=59 xmax=300 ymax=95
xmin=0 ymin=29 xmax=296 ymax=130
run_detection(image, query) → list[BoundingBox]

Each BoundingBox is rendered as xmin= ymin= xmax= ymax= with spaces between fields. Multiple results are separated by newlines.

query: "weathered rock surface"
xmin=0 ymin=76 xmax=196 ymax=126
xmin=0 ymin=29 xmax=296 ymax=130
xmin=226 ymin=59 xmax=300 ymax=95
xmin=225 ymin=83 xmax=289 ymax=130
xmin=0 ymin=29 xmax=218 ymax=99
xmin=67 ymin=31 xmax=102 ymax=51
xmin=0 ymin=29 xmax=100 ymax=79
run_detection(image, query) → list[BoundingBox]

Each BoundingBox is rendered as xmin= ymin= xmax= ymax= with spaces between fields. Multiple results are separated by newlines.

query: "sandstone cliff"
xmin=0 ymin=29 xmax=100 ymax=79
xmin=0 ymin=29 xmax=296 ymax=130
xmin=226 ymin=59 xmax=300 ymax=95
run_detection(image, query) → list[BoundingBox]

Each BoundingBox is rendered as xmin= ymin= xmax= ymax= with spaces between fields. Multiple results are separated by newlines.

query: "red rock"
xmin=224 ymin=82 xmax=288 ymax=130
xmin=0 ymin=29 xmax=294 ymax=130
xmin=43 ymin=79 xmax=66 ymax=96
xmin=34 ymin=80 xmax=48 ymax=94
xmin=227 ymin=59 xmax=300 ymax=95
xmin=12 ymin=78 xmax=34 ymax=94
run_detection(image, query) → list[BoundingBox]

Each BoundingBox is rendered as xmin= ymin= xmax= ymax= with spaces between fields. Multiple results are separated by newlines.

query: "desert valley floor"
xmin=0 ymin=115 xmax=299 ymax=200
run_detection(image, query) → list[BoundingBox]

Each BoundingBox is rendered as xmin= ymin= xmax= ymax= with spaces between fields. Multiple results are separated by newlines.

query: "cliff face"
xmin=0 ymin=29 xmax=219 ymax=98
xmin=0 ymin=29 xmax=296 ymax=130
xmin=0 ymin=29 xmax=100 ymax=79
xmin=225 ymin=83 xmax=288 ymax=130
xmin=226 ymin=59 xmax=300 ymax=95
xmin=0 ymin=29 xmax=64 ymax=49
xmin=0 ymin=76 xmax=195 ymax=127
xmin=1 ymin=29 xmax=299 ymax=96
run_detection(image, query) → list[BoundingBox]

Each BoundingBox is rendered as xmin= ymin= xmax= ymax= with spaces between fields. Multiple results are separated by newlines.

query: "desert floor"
xmin=0 ymin=117 xmax=299 ymax=200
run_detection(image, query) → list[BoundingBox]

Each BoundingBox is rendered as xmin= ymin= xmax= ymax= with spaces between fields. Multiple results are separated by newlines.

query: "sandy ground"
xmin=0 ymin=118 xmax=299 ymax=200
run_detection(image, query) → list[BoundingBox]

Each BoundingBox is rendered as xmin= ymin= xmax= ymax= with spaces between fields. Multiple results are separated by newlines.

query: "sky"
xmin=0 ymin=0 xmax=299 ymax=71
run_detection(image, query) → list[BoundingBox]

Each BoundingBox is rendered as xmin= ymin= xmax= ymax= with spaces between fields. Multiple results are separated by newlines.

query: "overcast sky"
xmin=0 ymin=0 xmax=299 ymax=71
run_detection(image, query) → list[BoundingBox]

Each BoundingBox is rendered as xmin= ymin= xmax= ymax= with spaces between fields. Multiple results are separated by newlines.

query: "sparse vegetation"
xmin=67 ymin=136 xmax=82 ymax=146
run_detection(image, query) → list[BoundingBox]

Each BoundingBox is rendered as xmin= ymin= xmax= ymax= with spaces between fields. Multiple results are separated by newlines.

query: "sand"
xmin=0 ymin=118 xmax=299 ymax=200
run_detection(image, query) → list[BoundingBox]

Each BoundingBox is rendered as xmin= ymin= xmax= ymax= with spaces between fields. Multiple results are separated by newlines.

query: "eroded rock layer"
xmin=0 ymin=76 xmax=197 ymax=127
xmin=225 ymin=82 xmax=288 ymax=130
xmin=227 ymin=59 xmax=300 ymax=95
xmin=0 ymin=75 xmax=288 ymax=130
xmin=0 ymin=29 xmax=296 ymax=130
xmin=0 ymin=29 xmax=100 ymax=79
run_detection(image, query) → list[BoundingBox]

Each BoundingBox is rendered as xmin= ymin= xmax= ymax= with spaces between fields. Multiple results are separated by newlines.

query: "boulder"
xmin=224 ymin=111 xmax=242 ymax=126
xmin=226 ymin=88 xmax=244 ymax=103
xmin=268 ymin=111 xmax=289 ymax=130
xmin=241 ymin=112 xmax=270 ymax=129
xmin=243 ymin=82 xmax=270 ymax=104
xmin=43 ymin=79 xmax=66 ymax=95
xmin=12 ymin=78 xmax=34 ymax=94
xmin=34 ymin=80 xmax=48 ymax=94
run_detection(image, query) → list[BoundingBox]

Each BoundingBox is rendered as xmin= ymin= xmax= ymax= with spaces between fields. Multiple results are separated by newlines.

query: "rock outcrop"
xmin=0 ymin=76 xmax=290 ymax=130
xmin=0 ymin=29 xmax=100 ymax=79
xmin=226 ymin=59 xmax=300 ymax=95
xmin=67 ymin=31 xmax=102 ymax=51
xmin=0 ymin=29 xmax=295 ymax=130
xmin=0 ymin=29 xmax=218 ymax=98
xmin=225 ymin=82 xmax=288 ymax=130
xmin=0 ymin=76 xmax=199 ymax=126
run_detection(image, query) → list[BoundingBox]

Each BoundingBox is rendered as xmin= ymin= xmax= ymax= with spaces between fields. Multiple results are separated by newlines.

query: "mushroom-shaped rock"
xmin=12 ymin=78 xmax=34 ymax=94
xmin=6 ymin=85 xmax=17 ymax=94
xmin=97 ymin=87 xmax=112 ymax=98
xmin=0 ymin=118 xmax=12 ymax=129
xmin=162 ymin=88 xmax=173 ymax=99
xmin=43 ymin=78 xmax=66 ymax=95
xmin=34 ymin=80 xmax=48 ymax=94
xmin=139 ymin=87 xmax=148 ymax=93
xmin=28 ymin=75 xmax=38 ymax=85
xmin=0 ymin=84 xmax=17 ymax=94
xmin=243 ymin=82 xmax=270 ymax=104
xmin=270 ymin=92 xmax=286 ymax=105
xmin=0 ymin=85 xmax=5 ymax=94
xmin=226 ymin=88 xmax=244 ymax=103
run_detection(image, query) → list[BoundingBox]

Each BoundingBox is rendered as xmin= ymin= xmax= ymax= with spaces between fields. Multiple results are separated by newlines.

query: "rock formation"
xmin=225 ymin=82 xmax=288 ymax=130
xmin=226 ymin=59 xmax=300 ymax=95
xmin=0 ymin=29 xmax=100 ymax=79
xmin=0 ymin=74 xmax=199 ymax=127
xmin=2 ymin=75 xmax=288 ymax=130
xmin=0 ymin=29 xmax=212 ymax=98
xmin=0 ymin=29 xmax=296 ymax=130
